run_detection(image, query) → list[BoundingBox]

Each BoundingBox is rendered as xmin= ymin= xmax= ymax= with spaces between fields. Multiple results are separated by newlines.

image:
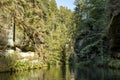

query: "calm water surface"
xmin=0 ymin=66 xmax=120 ymax=80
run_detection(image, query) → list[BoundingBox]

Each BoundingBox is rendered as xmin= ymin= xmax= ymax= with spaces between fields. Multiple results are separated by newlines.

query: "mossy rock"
xmin=108 ymin=59 xmax=120 ymax=69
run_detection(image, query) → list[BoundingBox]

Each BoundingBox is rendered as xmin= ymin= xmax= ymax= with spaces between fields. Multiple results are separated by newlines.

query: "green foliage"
xmin=10 ymin=60 xmax=42 ymax=71
xmin=72 ymin=0 xmax=109 ymax=66
xmin=0 ymin=0 xmax=74 ymax=68
xmin=44 ymin=4 xmax=74 ymax=65
xmin=108 ymin=59 xmax=120 ymax=69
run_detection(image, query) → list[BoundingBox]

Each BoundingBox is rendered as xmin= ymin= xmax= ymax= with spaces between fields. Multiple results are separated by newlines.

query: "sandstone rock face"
xmin=0 ymin=9 xmax=13 ymax=48
xmin=0 ymin=4 xmax=41 ymax=72
xmin=109 ymin=13 xmax=120 ymax=58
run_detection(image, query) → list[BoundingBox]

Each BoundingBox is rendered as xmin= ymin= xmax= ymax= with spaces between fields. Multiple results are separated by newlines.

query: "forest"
xmin=0 ymin=0 xmax=120 ymax=73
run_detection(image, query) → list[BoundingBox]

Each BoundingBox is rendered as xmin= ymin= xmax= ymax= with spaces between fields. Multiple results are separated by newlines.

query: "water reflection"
xmin=0 ymin=66 xmax=120 ymax=80
xmin=0 ymin=66 xmax=73 ymax=80
xmin=72 ymin=66 xmax=120 ymax=80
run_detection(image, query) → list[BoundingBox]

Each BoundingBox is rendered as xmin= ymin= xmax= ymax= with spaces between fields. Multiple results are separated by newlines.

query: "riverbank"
xmin=0 ymin=49 xmax=48 ymax=72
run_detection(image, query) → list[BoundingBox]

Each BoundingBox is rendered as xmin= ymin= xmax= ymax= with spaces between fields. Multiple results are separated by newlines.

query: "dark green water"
xmin=0 ymin=66 xmax=120 ymax=80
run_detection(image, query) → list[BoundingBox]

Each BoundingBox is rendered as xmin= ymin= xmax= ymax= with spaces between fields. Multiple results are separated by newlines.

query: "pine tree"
xmin=72 ymin=0 xmax=108 ymax=65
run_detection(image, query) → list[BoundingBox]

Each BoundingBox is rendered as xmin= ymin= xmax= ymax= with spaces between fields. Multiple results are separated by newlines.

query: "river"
xmin=0 ymin=65 xmax=120 ymax=80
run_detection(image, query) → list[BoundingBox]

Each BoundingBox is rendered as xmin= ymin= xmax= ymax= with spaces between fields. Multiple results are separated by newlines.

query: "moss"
xmin=108 ymin=59 xmax=120 ymax=69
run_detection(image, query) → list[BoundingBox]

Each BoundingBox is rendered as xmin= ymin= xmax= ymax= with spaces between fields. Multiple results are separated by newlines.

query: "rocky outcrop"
xmin=109 ymin=13 xmax=120 ymax=58
xmin=108 ymin=13 xmax=120 ymax=69
xmin=0 ymin=8 xmax=13 ymax=49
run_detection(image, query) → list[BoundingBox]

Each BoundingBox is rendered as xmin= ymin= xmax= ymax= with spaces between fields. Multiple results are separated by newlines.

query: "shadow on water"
xmin=72 ymin=66 xmax=120 ymax=80
xmin=0 ymin=65 xmax=120 ymax=80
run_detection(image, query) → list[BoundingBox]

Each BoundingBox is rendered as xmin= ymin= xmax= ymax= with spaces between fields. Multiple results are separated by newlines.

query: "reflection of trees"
xmin=74 ymin=67 xmax=102 ymax=80
xmin=73 ymin=66 xmax=120 ymax=80
xmin=69 ymin=64 xmax=75 ymax=73
xmin=61 ymin=65 xmax=66 ymax=80
xmin=42 ymin=71 xmax=45 ymax=80
xmin=0 ymin=65 xmax=82 ymax=80
xmin=61 ymin=45 xmax=66 ymax=65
